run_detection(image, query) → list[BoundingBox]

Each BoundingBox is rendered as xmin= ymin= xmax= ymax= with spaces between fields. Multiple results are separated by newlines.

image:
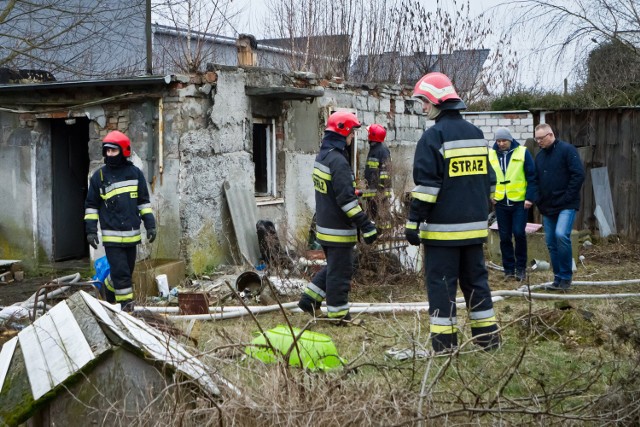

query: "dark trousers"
xmin=425 ymin=244 xmax=499 ymax=351
xmin=104 ymin=246 xmax=137 ymax=303
xmin=311 ymin=245 xmax=354 ymax=318
xmin=495 ymin=202 xmax=528 ymax=274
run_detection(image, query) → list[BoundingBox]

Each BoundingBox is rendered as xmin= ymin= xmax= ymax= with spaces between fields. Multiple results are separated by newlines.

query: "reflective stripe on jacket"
xmin=313 ymin=132 xmax=362 ymax=247
xmin=408 ymin=110 xmax=494 ymax=246
xmin=362 ymin=142 xmax=392 ymax=198
xmin=84 ymin=163 xmax=156 ymax=247
xmin=489 ymin=145 xmax=526 ymax=202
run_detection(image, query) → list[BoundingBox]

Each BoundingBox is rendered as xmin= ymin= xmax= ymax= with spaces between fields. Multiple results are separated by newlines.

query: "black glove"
xmin=361 ymin=222 xmax=378 ymax=245
xmin=87 ymin=233 xmax=99 ymax=249
xmin=147 ymin=229 xmax=157 ymax=243
xmin=405 ymin=222 xmax=420 ymax=246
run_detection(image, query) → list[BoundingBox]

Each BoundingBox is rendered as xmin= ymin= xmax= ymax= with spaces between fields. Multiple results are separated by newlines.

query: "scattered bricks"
xmin=204 ymin=71 xmax=218 ymax=83
xmin=319 ymin=79 xmax=330 ymax=88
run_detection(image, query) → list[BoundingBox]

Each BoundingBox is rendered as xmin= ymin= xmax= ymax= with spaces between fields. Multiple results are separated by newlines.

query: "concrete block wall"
xmin=314 ymin=80 xmax=533 ymax=195
xmin=463 ymin=111 xmax=534 ymax=145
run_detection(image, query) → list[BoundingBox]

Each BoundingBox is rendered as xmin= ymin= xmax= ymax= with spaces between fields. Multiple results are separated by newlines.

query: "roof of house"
xmin=258 ymin=35 xmax=351 ymax=54
xmin=350 ymin=49 xmax=490 ymax=93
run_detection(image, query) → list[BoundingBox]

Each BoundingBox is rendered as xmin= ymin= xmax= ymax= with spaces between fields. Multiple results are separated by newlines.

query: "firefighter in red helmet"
xmin=405 ymin=72 xmax=500 ymax=352
xmin=361 ymin=123 xmax=392 ymax=230
xmin=84 ymin=130 xmax=156 ymax=312
xmin=299 ymin=111 xmax=377 ymax=323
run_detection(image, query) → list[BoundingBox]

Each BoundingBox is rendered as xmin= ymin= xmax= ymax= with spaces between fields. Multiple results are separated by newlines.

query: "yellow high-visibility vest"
xmin=489 ymin=146 xmax=527 ymax=202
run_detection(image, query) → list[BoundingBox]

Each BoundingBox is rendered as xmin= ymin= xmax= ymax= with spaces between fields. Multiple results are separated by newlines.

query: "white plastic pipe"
xmin=19 ymin=272 xmax=81 ymax=308
xmin=161 ymin=277 xmax=640 ymax=321
xmin=166 ymin=297 xmax=506 ymax=321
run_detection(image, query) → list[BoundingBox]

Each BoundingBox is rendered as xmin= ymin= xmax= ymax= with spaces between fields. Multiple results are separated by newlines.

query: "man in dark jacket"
xmin=405 ymin=72 xmax=500 ymax=353
xmin=489 ymin=127 xmax=538 ymax=282
xmin=84 ymin=131 xmax=156 ymax=311
xmin=298 ymin=111 xmax=377 ymax=323
xmin=534 ymin=123 xmax=584 ymax=291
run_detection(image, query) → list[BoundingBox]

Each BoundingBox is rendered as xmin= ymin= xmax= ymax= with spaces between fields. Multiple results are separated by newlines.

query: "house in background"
xmin=152 ymin=24 xmax=351 ymax=77
xmin=350 ymin=49 xmax=490 ymax=100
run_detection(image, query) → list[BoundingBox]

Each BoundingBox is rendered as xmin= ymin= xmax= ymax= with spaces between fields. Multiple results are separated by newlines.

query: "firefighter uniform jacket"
xmin=407 ymin=110 xmax=495 ymax=246
xmin=84 ymin=162 xmax=156 ymax=246
xmin=312 ymin=132 xmax=374 ymax=247
xmin=362 ymin=141 xmax=392 ymax=199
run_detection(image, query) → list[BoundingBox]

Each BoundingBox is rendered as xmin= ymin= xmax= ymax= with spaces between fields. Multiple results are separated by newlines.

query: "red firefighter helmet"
xmin=413 ymin=72 xmax=466 ymax=109
xmin=102 ymin=131 xmax=131 ymax=157
xmin=368 ymin=124 xmax=386 ymax=143
xmin=326 ymin=111 xmax=361 ymax=137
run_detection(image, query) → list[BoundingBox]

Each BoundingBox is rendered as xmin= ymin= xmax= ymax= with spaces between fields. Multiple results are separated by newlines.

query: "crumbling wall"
xmin=0 ymin=113 xmax=36 ymax=262
xmin=0 ymin=64 xmax=535 ymax=272
xmin=179 ymin=69 xmax=254 ymax=272
xmin=273 ymin=75 xmax=533 ymax=254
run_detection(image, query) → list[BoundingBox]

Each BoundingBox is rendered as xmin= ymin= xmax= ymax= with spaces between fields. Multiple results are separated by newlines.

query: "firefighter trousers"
xmin=424 ymin=244 xmax=500 ymax=352
xmin=303 ymin=245 xmax=354 ymax=319
xmin=104 ymin=246 xmax=137 ymax=303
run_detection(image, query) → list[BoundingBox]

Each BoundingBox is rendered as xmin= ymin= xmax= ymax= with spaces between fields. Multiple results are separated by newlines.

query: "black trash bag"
xmin=256 ymin=220 xmax=291 ymax=269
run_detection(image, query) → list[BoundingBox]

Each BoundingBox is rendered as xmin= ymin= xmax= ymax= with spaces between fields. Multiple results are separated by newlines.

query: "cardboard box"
xmin=133 ymin=258 xmax=186 ymax=298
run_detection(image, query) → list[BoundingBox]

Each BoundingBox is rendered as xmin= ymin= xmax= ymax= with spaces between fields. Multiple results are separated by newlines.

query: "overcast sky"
xmin=229 ymin=0 xmax=578 ymax=92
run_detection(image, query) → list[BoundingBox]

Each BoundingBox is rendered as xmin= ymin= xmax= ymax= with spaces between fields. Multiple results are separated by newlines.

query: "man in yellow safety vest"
xmin=489 ymin=127 xmax=538 ymax=282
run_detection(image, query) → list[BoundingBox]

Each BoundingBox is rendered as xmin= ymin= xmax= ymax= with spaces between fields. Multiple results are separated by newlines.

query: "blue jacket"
xmin=491 ymin=139 xmax=538 ymax=206
xmin=535 ymin=139 xmax=585 ymax=215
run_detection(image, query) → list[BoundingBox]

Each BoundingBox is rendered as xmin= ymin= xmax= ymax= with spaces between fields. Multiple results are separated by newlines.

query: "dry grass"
xmin=6 ymin=240 xmax=640 ymax=426
xmin=150 ymin=239 xmax=640 ymax=426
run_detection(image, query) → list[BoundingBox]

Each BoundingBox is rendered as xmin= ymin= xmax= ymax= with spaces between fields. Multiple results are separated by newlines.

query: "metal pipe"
xmin=158 ymin=97 xmax=164 ymax=185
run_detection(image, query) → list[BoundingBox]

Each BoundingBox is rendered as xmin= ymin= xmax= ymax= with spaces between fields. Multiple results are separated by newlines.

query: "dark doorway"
xmin=253 ymin=123 xmax=269 ymax=195
xmin=51 ymin=118 xmax=90 ymax=261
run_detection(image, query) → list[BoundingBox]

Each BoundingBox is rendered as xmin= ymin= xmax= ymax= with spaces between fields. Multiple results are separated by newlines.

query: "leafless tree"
xmin=0 ymin=0 xmax=148 ymax=80
xmin=262 ymin=0 xmax=518 ymax=100
xmin=398 ymin=0 xmax=519 ymax=101
xmin=262 ymin=0 xmax=361 ymax=78
xmin=512 ymin=0 xmax=639 ymax=57
xmin=508 ymin=0 xmax=640 ymax=89
xmin=153 ymin=0 xmax=242 ymax=74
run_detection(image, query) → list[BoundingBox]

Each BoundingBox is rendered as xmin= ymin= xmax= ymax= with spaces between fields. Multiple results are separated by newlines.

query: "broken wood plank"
xmin=19 ymin=301 xmax=95 ymax=400
xmin=0 ymin=337 xmax=17 ymax=394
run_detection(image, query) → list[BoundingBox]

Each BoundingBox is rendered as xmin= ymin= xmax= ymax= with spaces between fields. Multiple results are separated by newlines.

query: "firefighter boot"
xmin=298 ymin=295 xmax=323 ymax=317
xmin=120 ymin=299 xmax=135 ymax=313
xmin=328 ymin=312 xmax=365 ymax=327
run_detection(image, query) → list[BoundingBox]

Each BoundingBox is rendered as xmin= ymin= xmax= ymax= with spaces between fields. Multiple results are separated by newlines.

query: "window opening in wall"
xmin=253 ymin=119 xmax=276 ymax=196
